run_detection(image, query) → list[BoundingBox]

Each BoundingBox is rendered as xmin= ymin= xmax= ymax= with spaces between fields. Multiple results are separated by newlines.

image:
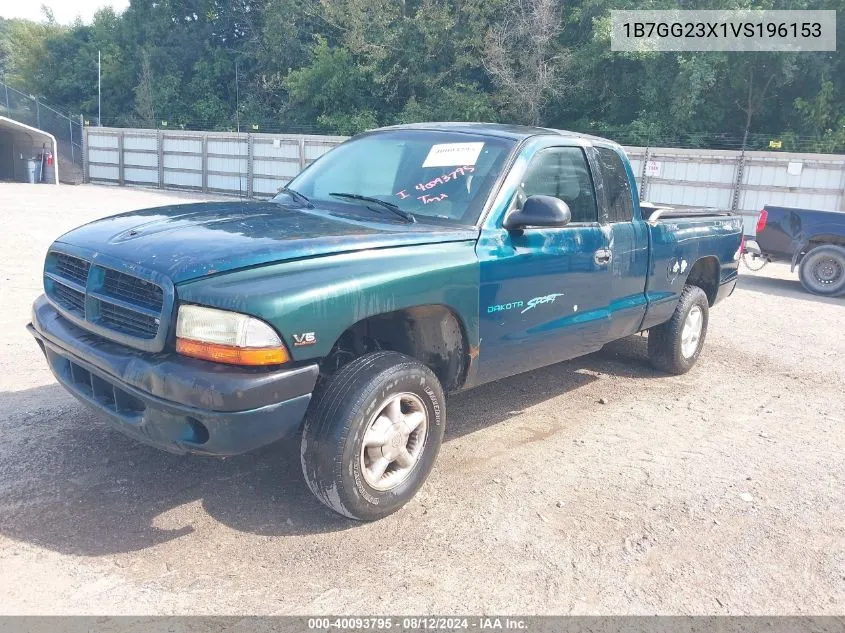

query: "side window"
xmin=596 ymin=147 xmax=634 ymax=223
xmin=520 ymin=147 xmax=598 ymax=223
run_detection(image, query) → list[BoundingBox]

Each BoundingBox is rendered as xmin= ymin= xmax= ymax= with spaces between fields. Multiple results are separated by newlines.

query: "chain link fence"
xmin=1 ymin=80 xmax=84 ymax=182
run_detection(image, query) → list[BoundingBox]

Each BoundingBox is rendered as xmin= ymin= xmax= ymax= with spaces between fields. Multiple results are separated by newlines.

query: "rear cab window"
xmin=595 ymin=146 xmax=635 ymax=223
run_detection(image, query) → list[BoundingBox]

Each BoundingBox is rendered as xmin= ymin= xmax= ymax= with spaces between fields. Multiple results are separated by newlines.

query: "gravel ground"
xmin=0 ymin=183 xmax=843 ymax=615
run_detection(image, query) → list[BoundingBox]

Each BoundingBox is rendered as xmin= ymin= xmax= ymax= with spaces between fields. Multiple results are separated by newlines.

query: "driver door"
xmin=475 ymin=145 xmax=616 ymax=384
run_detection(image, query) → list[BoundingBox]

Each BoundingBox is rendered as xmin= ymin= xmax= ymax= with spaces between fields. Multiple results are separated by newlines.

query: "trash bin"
xmin=25 ymin=158 xmax=42 ymax=184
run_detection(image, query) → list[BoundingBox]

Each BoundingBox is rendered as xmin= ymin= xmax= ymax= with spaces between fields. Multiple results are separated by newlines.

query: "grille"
xmin=45 ymin=249 xmax=167 ymax=346
xmin=99 ymin=302 xmax=159 ymax=339
xmin=103 ymin=268 xmax=164 ymax=312
xmin=55 ymin=253 xmax=90 ymax=285
xmin=53 ymin=281 xmax=85 ymax=315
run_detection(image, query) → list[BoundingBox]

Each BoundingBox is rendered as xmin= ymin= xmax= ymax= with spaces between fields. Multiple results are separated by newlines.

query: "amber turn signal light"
xmin=176 ymin=338 xmax=290 ymax=366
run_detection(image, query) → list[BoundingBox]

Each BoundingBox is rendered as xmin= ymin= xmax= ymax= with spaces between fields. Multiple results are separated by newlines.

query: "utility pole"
xmin=98 ymin=50 xmax=102 ymax=126
xmin=235 ymin=59 xmax=240 ymax=134
xmin=235 ymin=59 xmax=242 ymax=198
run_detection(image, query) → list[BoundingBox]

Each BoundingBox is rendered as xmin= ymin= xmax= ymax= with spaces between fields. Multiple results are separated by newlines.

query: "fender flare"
xmin=791 ymin=246 xmax=805 ymax=272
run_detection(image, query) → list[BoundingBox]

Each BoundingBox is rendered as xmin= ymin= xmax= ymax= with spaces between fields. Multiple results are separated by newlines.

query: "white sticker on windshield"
xmin=422 ymin=142 xmax=484 ymax=168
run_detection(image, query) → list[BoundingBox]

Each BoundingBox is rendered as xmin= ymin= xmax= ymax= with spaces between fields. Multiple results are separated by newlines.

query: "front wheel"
xmin=301 ymin=351 xmax=446 ymax=521
xmin=798 ymin=245 xmax=845 ymax=296
xmin=647 ymin=285 xmax=709 ymax=375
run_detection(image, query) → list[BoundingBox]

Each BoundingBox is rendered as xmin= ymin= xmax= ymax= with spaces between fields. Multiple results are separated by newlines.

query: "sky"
xmin=0 ymin=0 xmax=129 ymax=24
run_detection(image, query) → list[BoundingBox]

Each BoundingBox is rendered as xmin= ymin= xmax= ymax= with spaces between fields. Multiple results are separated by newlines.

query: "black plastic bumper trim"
xmin=30 ymin=294 xmax=318 ymax=413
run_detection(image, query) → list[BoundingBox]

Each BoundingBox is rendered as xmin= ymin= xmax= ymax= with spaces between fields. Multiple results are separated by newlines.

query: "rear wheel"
xmin=301 ymin=351 xmax=445 ymax=521
xmin=798 ymin=245 xmax=845 ymax=296
xmin=648 ymin=285 xmax=709 ymax=375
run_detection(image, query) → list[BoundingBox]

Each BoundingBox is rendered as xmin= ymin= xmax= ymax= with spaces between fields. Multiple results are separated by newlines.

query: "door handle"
xmin=594 ymin=248 xmax=612 ymax=265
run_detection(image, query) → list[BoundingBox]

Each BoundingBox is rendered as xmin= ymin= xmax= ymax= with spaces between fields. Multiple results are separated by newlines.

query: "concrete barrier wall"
xmin=626 ymin=146 xmax=845 ymax=235
xmin=84 ymin=127 xmax=346 ymax=198
xmin=84 ymin=127 xmax=845 ymax=235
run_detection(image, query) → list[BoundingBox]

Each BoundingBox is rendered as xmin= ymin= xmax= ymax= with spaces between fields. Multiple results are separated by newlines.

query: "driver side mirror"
xmin=503 ymin=195 xmax=571 ymax=231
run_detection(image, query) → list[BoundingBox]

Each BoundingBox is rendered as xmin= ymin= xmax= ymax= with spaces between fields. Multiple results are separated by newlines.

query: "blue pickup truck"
xmin=29 ymin=123 xmax=743 ymax=520
xmin=752 ymin=204 xmax=845 ymax=296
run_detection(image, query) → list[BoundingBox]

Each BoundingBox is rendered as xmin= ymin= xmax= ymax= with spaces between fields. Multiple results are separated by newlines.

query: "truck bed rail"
xmin=641 ymin=202 xmax=735 ymax=226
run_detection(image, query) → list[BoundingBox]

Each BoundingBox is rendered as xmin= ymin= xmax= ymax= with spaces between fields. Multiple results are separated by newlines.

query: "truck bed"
xmin=756 ymin=205 xmax=845 ymax=261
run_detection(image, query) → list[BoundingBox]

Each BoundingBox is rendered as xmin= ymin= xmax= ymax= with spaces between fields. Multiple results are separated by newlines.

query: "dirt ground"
xmin=0 ymin=183 xmax=842 ymax=615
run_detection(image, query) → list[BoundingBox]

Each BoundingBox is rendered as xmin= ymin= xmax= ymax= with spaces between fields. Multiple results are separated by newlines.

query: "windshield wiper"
xmin=329 ymin=192 xmax=416 ymax=223
xmin=280 ymin=186 xmax=313 ymax=208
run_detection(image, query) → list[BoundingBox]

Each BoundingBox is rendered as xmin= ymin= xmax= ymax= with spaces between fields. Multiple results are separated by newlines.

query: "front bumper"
xmin=29 ymin=295 xmax=318 ymax=456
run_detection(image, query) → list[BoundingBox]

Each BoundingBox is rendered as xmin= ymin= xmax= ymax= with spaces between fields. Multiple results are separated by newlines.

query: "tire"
xmin=300 ymin=351 xmax=446 ymax=521
xmin=798 ymin=245 xmax=845 ymax=296
xmin=648 ymin=285 xmax=709 ymax=375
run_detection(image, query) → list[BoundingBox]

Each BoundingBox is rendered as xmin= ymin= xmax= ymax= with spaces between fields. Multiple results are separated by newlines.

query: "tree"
xmin=0 ymin=0 xmax=840 ymax=151
xmin=134 ymin=49 xmax=156 ymax=127
xmin=0 ymin=18 xmax=63 ymax=91
xmin=794 ymin=79 xmax=845 ymax=152
xmin=729 ymin=54 xmax=798 ymax=150
xmin=483 ymin=0 xmax=566 ymax=125
xmin=283 ymin=37 xmax=377 ymax=134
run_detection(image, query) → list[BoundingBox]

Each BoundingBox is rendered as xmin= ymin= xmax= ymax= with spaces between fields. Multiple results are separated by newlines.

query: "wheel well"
xmin=320 ymin=305 xmax=469 ymax=393
xmin=793 ymin=238 xmax=845 ymax=271
xmin=685 ymin=256 xmax=720 ymax=306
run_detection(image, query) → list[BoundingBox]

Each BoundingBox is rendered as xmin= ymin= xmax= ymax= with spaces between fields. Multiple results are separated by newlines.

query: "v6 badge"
xmin=292 ymin=332 xmax=317 ymax=347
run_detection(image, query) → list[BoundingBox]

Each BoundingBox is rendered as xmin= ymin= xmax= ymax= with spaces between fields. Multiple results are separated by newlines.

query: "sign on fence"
xmin=644 ymin=160 xmax=662 ymax=178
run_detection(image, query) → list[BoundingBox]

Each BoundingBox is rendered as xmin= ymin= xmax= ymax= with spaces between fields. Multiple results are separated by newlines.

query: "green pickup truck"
xmin=29 ymin=123 xmax=743 ymax=520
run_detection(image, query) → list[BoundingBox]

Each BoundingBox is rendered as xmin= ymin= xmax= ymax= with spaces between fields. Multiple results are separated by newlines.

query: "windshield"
xmin=277 ymin=129 xmax=515 ymax=225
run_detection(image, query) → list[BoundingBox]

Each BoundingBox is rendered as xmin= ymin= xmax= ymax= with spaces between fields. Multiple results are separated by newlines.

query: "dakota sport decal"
xmin=487 ymin=293 xmax=565 ymax=315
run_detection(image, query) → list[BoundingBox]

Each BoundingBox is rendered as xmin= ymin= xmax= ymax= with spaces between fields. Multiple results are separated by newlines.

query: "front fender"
xmin=175 ymin=241 xmax=480 ymax=363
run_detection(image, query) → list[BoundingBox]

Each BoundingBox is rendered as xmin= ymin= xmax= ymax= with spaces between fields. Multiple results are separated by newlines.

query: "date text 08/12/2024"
xmin=306 ymin=617 xmax=529 ymax=630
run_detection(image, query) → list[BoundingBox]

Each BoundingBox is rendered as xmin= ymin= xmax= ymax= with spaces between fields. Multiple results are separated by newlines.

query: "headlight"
xmin=175 ymin=304 xmax=290 ymax=366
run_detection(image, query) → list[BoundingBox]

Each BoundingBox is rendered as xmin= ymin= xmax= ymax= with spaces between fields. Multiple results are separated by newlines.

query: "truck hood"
xmin=54 ymin=200 xmax=478 ymax=283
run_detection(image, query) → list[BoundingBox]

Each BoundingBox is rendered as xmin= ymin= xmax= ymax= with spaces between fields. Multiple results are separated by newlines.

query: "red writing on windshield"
xmin=418 ymin=193 xmax=448 ymax=205
xmin=394 ymin=165 xmax=475 ymax=202
xmin=415 ymin=165 xmax=475 ymax=192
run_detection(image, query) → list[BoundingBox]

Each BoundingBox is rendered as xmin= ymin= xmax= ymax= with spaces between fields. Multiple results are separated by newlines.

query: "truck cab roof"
xmin=376 ymin=122 xmax=622 ymax=148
